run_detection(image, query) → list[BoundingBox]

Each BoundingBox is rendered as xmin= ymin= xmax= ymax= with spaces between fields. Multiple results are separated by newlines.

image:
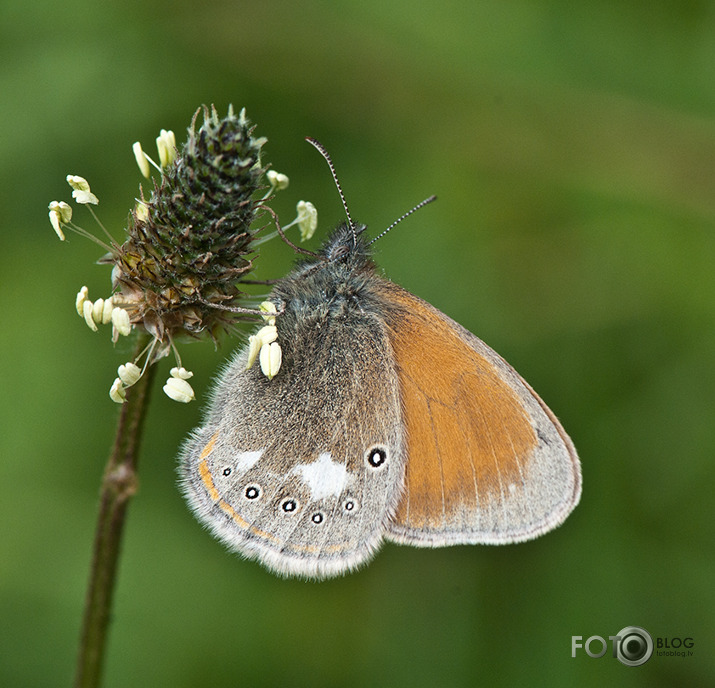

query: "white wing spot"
xmin=236 ymin=449 xmax=264 ymax=472
xmin=295 ymin=452 xmax=351 ymax=501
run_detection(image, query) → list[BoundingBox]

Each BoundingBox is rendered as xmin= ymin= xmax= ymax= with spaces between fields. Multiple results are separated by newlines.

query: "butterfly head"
xmin=322 ymin=221 xmax=371 ymax=263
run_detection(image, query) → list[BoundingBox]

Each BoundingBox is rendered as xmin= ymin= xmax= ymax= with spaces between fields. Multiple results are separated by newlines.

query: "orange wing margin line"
xmin=197 ymin=434 xmax=354 ymax=553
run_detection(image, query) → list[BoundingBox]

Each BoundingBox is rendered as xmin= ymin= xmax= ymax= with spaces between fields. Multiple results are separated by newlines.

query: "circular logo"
xmin=615 ymin=626 xmax=653 ymax=666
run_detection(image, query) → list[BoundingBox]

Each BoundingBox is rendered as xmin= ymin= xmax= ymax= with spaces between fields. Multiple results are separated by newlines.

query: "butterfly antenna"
xmin=368 ymin=195 xmax=437 ymax=245
xmin=306 ymin=137 xmax=357 ymax=242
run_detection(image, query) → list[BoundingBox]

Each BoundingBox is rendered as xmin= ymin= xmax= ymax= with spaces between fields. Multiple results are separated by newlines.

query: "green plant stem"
xmin=75 ymin=335 xmax=156 ymax=688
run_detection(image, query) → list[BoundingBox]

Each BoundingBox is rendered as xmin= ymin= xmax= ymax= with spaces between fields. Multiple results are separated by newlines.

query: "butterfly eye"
xmin=281 ymin=498 xmax=299 ymax=513
xmin=311 ymin=512 xmax=324 ymax=524
xmin=244 ymin=484 xmax=261 ymax=500
xmin=366 ymin=446 xmax=387 ymax=469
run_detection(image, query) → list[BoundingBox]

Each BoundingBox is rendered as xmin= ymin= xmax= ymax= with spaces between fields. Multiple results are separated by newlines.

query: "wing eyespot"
xmin=244 ymin=484 xmax=261 ymax=500
xmin=281 ymin=498 xmax=299 ymax=514
xmin=366 ymin=445 xmax=388 ymax=469
xmin=311 ymin=512 xmax=324 ymax=524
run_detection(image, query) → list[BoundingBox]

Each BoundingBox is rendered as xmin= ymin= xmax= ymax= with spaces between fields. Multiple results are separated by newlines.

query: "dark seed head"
xmin=111 ymin=105 xmax=268 ymax=351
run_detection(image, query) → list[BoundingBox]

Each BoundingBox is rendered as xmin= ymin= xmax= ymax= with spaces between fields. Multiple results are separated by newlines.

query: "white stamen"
xmin=66 ymin=175 xmax=98 ymax=205
xmin=259 ymin=341 xmax=282 ymax=380
xmin=82 ymin=300 xmax=98 ymax=332
xmin=118 ymin=362 xmax=142 ymax=386
xmin=92 ymin=298 xmax=105 ymax=325
xmin=163 ymin=376 xmax=195 ymax=403
xmin=66 ymin=175 xmax=91 ymax=192
xmin=296 ymin=200 xmax=318 ymax=242
xmin=170 ymin=366 xmax=193 ymax=380
xmin=101 ymin=297 xmax=114 ymax=324
xmin=111 ymin=307 xmax=131 ymax=336
xmin=133 ymin=142 xmax=151 ymax=178
xmin=48 ymin=201 xmax=72 ymax=240
xmin=156 ymin=129 xmax=177 ymax=168
xmin=259 ymin=301 xmax=277 ymax=326
xmin=109 ymin=378 xmax=126 ymax=403
xmin=75 ymin=286 xmax=89 ymax=316
xmin=267 ymin=170 xmax=289 ymax=190
xmin=246 ymin=325 xmax=278 ymax=370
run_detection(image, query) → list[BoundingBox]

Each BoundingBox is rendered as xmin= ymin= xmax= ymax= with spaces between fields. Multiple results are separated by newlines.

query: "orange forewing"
xmin=378 ymin=283 xmax=575 ymax=543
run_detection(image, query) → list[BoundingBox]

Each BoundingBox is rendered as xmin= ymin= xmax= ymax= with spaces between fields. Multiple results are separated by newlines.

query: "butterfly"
xmin=179 ymin=139 xmax=581 ymax=579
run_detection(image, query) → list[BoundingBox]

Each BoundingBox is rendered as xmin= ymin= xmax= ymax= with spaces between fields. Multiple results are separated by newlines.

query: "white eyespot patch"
xmin=294 ymin=452 xmax=352 ymax=501
xmin=235 ymin=449 xmax=264 ymax=472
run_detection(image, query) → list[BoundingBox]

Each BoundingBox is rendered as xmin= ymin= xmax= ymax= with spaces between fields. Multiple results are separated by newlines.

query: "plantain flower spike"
xmin=50 ymin=105 xmax=318 ymax=401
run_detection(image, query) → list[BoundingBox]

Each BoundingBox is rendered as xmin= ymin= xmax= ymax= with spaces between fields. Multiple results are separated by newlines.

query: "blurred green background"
xmin=2 ymin=0 xmax=714 ymax=686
